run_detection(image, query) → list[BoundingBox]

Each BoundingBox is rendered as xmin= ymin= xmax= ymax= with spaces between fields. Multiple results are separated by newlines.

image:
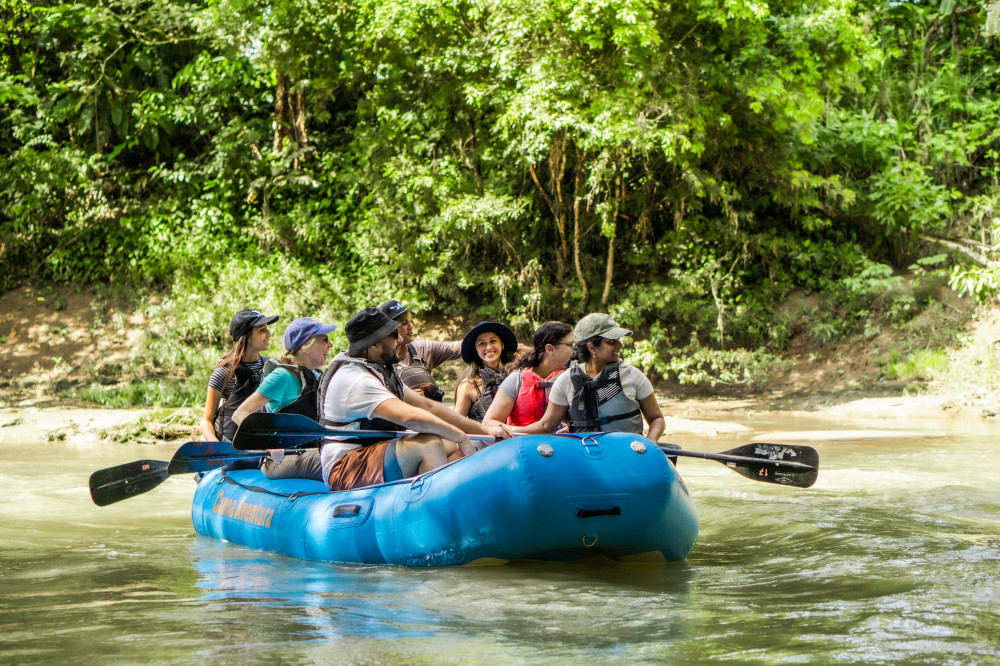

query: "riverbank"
xmin=0 ymin=391 xmax=982 ymax=449
xmin=1 ymin=282 xmax=999 ymax=446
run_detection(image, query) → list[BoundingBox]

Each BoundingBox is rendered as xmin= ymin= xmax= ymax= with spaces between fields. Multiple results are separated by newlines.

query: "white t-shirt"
xmin=320 ymin=353 xmax=407 ymax=483
xmin=548 ymin=362 xmax=654 ymax=407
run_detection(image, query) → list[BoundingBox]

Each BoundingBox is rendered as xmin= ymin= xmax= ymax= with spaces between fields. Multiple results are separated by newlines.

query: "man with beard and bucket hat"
xmin=315 ymin=307 xmax=510 ymax=491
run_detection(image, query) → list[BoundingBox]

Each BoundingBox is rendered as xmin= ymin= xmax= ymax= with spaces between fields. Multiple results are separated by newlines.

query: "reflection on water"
xmin=1 ymin=419 xmax=998 ymax=663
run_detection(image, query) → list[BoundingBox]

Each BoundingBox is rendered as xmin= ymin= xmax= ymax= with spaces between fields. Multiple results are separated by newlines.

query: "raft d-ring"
xmin=582 ymin=534 xmax=599 ymax=547
xmin=410 ymin=476 xmax=425 ymax=491
xmin=536 ymin=444 xmax=554 ymax=457
xmin=630 ymin=441 xmax=647 ymax=454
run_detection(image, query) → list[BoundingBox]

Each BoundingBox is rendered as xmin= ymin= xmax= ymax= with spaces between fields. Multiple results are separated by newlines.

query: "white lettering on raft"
xmin=212 ymin=490 xmax=275 ymax=528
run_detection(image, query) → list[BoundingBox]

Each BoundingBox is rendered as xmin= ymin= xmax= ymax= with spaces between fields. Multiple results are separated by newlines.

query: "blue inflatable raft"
xmin=191 ymin=432 xmax=698 ymax=566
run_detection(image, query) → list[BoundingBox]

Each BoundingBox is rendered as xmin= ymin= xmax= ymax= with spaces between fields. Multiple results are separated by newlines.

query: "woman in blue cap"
xmin=231 ymin=316 xmax=337 ymax=481
xmin=232 ymin=317 xmax=338 ymax=425
xmin=199 ymin=308 xmax=279 ymax=442
xmin=454 ymin=321 xmax=519 ymax=424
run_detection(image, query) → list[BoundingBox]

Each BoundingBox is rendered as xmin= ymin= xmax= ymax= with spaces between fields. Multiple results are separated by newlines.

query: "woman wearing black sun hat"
xmin=453 ymin=321 xmax=519 ymax=424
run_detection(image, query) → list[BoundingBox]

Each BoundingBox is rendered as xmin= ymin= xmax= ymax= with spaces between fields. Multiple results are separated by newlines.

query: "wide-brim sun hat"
xmin=461 ymin=321 xmax=518 ymax=364
xmin=229 ymin=309 xmax=279 ymax=341
xmin=346 ymin=307 xmax=402 ymax=357
xmin=574 ymin=313 xmax=632 ymax=341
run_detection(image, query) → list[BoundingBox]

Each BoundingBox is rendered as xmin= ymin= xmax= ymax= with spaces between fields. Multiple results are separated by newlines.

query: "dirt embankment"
xmin=1 ymin=283 xmax=998 ymax=445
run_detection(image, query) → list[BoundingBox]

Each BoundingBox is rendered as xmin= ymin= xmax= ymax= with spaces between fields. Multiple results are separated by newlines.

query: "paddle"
xmin=89 ymin=460 xmax=172 ymax=507
xmin=168 ymin=440 xmax=306 ymax=475
xmin=658 ymin=442 xmax=819 ymax=488
xmin=237 ymin=413 xmax=818 ymax=487
xmin=232 ymin=412 xmax=498 ymax=450
xmin=90 ymin=430 xmax=402 ymax=506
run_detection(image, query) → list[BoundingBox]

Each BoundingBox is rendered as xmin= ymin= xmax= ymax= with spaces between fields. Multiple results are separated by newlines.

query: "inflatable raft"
xmin=191 ymin=432 xmax=699 ymax=566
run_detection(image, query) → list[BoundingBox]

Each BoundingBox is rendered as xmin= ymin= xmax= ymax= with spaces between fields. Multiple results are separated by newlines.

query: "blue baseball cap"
xmin=283 ymin=317 xmax=337 ymax=352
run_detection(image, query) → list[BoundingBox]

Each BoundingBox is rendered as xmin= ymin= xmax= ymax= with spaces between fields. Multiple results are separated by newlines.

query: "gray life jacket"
xmin=566 ymin=362 xmax=642 ymax=433
xmin=213 ymin=356 xmax=269 ymax=441
xmin=467 ymin=367 xmax=507 ymax=423
xmin=317 ymin=355 xmax=406 ymax=440
xmin=262 ymin=360 xmax=319 ymax=420
xmin=396 ymin=343 xmax=445 ymax=402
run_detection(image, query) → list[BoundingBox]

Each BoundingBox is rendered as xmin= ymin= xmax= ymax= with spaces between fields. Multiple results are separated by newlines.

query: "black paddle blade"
xmin=168 ymin=440 xmax=265 ymax=474
xmin=89 ymin=460 xmax=171 ymax=507
xmin=721 ymin=443 xmax=819 ymax=488
xmin=233 ymin=412 xmax=327 ymax=451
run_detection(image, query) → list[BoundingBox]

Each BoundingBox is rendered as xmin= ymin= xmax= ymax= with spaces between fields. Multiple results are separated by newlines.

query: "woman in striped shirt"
xmin=199 ymin=309 xmax=279 ymax=442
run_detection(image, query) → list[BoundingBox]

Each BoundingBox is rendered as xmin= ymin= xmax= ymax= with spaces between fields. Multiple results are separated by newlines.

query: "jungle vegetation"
xmin=2 ymin=0 xmax=999 ymax=392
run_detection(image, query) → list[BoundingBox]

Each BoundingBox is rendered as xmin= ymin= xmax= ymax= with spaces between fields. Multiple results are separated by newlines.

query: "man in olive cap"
xmin=316 ymin=307 xmax=508 ymax=491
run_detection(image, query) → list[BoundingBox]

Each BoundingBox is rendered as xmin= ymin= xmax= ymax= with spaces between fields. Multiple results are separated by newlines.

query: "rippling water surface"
xmin=2 ymin=415 xmax=998 ymax=664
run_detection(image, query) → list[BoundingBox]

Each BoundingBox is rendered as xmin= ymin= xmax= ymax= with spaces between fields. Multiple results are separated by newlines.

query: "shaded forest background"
xmin=2 ymin=0 xmax=1000 ymax=400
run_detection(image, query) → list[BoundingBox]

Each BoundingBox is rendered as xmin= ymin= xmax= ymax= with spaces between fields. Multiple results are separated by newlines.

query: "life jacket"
xmin=213 ymin=356 xmax=269 ymax=441
xmin=396 ymin=343 xmax=444 ymax=402
xmin=262 ymin=360 xmax=319 ymax=419
xmin=317 ymin=355 xmax=406 ymax=440
xmin=566 ymin=362 xmax=642 ymax=433
xmin=507 ymin=366 xmax=562 ymax=427
xmin=467 ymin=367 xmax=507 ymax=423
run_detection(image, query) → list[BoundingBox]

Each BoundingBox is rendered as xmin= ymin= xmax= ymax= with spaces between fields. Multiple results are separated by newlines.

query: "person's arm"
xmin=373 ymin=397 xmax=476 ymax=456
xmin=200 ymin=387 xmax=222 ymax=441
xmin=406 ymin=390 xmax=510 ymax=440
xmin=482 ymin=391 xmax=515 ymax=432
xmin=512 ymin=400 xmax=568 ymax=435
xmin=231 ymin=391 xmax=270 ymax=427
xmin=412 ymin=340 xmax=463 ymax=370
xmin=637 ymin=393 xmax=665 ymax=442
xmin=453 ymin=378 xmax=475 ymax=419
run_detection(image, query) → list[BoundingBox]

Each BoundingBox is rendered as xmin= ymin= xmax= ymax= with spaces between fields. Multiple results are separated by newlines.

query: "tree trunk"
xmin=600 ymin=168 xmax=621 ymax=310
xmin=528 ymin=133 xmax=569 ymax=284
xmin=273 ymin=71 xmax=310 ymax=168
xmin=573 ymin=153 xmax=589 ymax=306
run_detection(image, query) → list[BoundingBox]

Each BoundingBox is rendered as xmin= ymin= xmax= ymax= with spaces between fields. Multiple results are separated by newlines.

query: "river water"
xmin=2 ymin=414 xmax=998 ymax=664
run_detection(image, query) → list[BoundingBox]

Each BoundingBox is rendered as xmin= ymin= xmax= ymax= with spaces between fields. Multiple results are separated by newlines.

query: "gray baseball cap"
xmin=574 ymin=313 xmax=632 ymax=341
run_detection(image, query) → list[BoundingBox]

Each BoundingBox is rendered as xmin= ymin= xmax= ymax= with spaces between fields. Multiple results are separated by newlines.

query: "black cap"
xmin=346 ymin=307 xmax=401 ymax=356
xmin=229 ymin=309 xmax=279 ymax=341
xmin=378 ymin=299 xmax=415 ymax=321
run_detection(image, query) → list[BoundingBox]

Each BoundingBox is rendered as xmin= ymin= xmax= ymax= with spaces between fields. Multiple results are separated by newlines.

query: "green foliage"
xmin=72 ymin=379 xmax=202 ymax=409
xmin=2 ymin=0 xmax=999 ymax=401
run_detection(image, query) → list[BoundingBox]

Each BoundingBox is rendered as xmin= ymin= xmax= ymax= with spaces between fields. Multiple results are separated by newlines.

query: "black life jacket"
xmin=317 ymin=355 xmax=406 ymax=439
xmin=566 ymin=362 xmax=642 ymax=433
xmin=396 ymin=343 xmax=444 ymax=401
xmin=213 ymin=356 xmax=269 ymax=441
xmin=263 ymin=361 xmax=319 ymax=419
xmin=467 ymin=367 xmax=507 ymax=423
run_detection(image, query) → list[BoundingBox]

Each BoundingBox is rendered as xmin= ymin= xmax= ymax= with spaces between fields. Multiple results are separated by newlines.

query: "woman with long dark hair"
xmin=482 ymin=321 xmax=573 ymax=429
xmin=453 ymin=321 xmax=518 ymax=423
xmin=199 ymin=309 xmax=278 ymax=442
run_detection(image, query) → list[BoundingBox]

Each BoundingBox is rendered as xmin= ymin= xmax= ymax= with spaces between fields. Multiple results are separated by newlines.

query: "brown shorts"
xmin=326 ymin=440 xmax=391 ymax=491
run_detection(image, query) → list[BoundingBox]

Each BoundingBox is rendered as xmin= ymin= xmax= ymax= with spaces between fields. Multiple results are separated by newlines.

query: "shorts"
xmin=326 ymin=438 xmax=405 ymax=491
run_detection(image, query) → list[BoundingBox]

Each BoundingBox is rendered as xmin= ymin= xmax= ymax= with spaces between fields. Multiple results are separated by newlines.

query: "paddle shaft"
xmin=659 ymin=447 xmax=816 ymax=470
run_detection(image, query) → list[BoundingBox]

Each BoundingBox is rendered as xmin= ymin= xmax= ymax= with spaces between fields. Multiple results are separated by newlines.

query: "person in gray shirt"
xmin=378 ymin=299 xmax=462 ymax=402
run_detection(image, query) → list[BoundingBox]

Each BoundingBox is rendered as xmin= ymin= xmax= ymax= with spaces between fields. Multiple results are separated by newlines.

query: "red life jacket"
xmin=507 ymin=367 xmax=563 ymax=426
